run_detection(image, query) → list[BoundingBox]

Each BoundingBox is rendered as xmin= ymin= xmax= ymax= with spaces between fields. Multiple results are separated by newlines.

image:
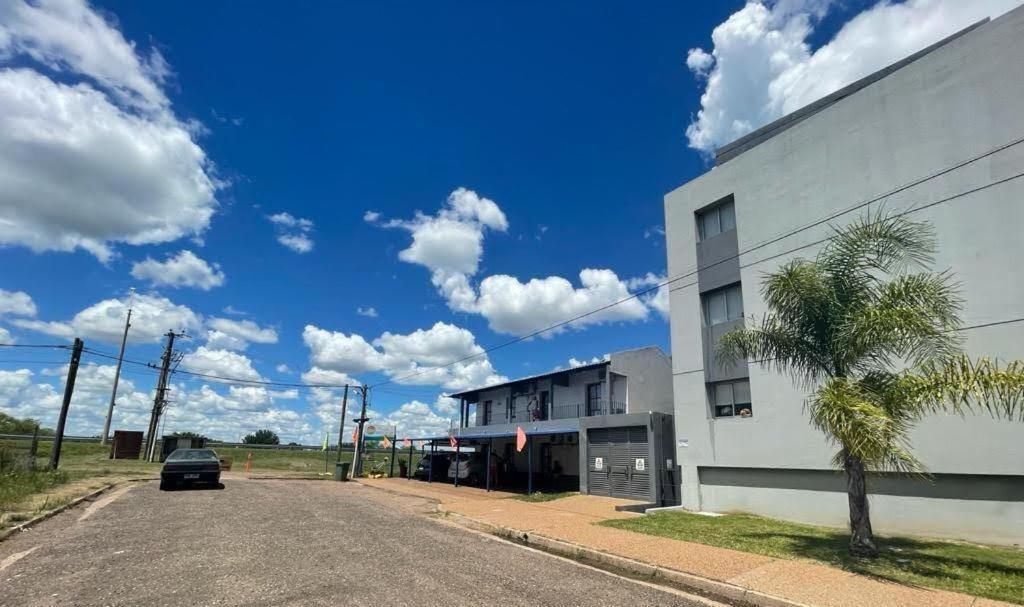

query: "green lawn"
xmin=512 ymin=491 xmax=578 ymax=502
xmin=601 ymin=510 xmax=1024 ymax=605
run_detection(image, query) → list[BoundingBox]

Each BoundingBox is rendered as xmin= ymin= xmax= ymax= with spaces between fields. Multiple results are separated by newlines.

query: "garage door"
xmin=586 ymin=426 xmax=650 ymax=501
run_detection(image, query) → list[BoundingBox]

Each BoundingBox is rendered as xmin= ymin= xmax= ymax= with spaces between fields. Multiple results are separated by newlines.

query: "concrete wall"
xmin=664 ymin=6 xmax=1024 ymax=544
xmin=609 ymin=346 xmax=674 ymax=415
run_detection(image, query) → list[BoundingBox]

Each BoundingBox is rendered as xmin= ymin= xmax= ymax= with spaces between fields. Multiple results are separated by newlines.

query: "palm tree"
xmin=717 ymin=212 xmax=1024 ymax=557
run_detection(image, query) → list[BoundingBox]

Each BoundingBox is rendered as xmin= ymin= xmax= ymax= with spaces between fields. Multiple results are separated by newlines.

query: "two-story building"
xmin=426 ymin=346 xmax=677 ymax=505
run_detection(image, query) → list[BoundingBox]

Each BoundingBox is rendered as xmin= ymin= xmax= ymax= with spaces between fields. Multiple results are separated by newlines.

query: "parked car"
xmin=414 ymin=453 xmax=450 ymax=480
xmin=447 ymin=452 xmax=486 ymax=484
xmin=160 ymin=448 xmax=222 ymax=490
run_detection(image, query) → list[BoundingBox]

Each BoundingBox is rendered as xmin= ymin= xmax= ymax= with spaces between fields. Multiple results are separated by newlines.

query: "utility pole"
xmin=49 ymin=338 xmax=84 ymax=470
xmin=144 ymin=330 xmax=178 ymax=462
xmin=335 ymin=385 xmax=349 ymax=464
xmin=350 ymin=385 xmax=369 ymax=477
xmin=101 ymin=288 xmax=134 ymax=445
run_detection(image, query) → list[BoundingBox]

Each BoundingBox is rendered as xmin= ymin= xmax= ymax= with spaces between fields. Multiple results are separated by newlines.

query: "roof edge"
xmin=714 ymin=18 xmax=990 ymax=165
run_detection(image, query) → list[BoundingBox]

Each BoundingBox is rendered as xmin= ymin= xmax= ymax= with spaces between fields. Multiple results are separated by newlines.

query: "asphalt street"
xmin=0 ymin=479 xmax=716 ymax=606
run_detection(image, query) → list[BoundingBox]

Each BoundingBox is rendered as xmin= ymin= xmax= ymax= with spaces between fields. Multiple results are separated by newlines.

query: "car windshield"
xmin=167 ymin=449 xmax=217 ymax=461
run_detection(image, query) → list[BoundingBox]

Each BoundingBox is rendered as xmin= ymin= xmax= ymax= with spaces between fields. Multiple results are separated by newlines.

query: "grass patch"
xmin=601 ymin=510 xmax=1024 ymax=604
xmin=0 ymin=467 xmax=70 ymax=513
xmin=513 ymin=491 xmax=578 ymax=502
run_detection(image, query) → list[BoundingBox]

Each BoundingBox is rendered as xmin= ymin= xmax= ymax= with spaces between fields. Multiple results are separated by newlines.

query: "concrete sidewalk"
xmin=359 ymin=478 xmax=1013 ymax=607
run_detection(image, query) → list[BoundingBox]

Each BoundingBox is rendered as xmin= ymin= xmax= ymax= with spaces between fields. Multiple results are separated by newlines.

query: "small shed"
xmin=109 ymin=430 xmax=144 ymax=460
xmin=159 ymin=435 xmax=207 ymax=462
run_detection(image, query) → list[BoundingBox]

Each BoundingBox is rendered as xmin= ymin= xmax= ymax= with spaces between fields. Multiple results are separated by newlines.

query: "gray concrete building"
xmin=443 ymin=346 xmax=677 ymax=504
xmin=663 ymin=7 xmax=1024 ymax=545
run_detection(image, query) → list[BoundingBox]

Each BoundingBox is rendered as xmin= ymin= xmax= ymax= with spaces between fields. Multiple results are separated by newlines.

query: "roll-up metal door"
xmin=587 ymin=425 xmax=650 ymax=501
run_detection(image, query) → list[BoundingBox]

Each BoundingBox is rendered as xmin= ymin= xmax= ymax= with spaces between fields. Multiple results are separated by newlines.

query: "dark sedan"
xmin=160 ymin=448 xmax=222 ymax=490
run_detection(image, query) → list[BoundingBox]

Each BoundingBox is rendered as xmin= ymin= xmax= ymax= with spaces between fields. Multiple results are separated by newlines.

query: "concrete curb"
xmin=440 ymin=509 xmax=813 ymax=607
xmin=0 ymin=483 xmax=115 ymax=542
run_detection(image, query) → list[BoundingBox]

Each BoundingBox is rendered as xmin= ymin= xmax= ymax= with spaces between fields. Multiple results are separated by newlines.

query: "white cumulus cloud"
xmin=12 ymin=292 xmax=201 ymax=345
xmin=180 ymin=346 xmax=262 ymax=383
xmin=267 ymin=211 xmax=314 ymax=253
xmin=131 ymin=250 xmax=226 ymax=290
xmin=685 ymin=0 xmax=1020 ymax=153
xmin=375 ymin=188 xmax=666 ymax=335
xmin=0 ymin=1 xmax=220 ymax=261
xmin=204 ymin=317 xmax=277 ymax=351
xmin=302 ymin=321 xmax=506 ymax=391
xmin=0 ymin=289 xmax=37 ymax=317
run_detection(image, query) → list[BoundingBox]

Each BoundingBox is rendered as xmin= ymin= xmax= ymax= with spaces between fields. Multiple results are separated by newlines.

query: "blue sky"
xmin=1 ymin=0 xmax=1015 ymax=442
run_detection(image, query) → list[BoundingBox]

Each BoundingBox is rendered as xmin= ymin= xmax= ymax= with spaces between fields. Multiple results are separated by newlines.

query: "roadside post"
xmin=49 ymin=337 xmax=83 ymax=470
xmin=407 ymin=442 xmax=414 ymax=479
xmin=336 ymin=385 xmax=349 ymax=464
xmin=428 ymin=441 xmax=434 ymax=483
xmin=389 ymin=432 xmax=397 ymax=477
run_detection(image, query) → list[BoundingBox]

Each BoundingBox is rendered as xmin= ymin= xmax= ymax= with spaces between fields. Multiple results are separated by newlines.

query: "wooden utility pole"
xmin=49 ymin=338 xmax=83 ymax=470
xmin=335 ymin=385 xmax=349 ymax=464
xmin=350 ymin=385 xmax=369 ymax=477
xmin=144 ymin=331 xmax=177 ymax=462
xmin=101 ymin=288 xmax=134 ymax=445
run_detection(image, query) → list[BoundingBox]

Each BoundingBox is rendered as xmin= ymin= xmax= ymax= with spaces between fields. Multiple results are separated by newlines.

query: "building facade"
xmin=663 ymin=7 xmax=1024 ymax=545
xmin=445 ymin=346 xmax=677 ymax=504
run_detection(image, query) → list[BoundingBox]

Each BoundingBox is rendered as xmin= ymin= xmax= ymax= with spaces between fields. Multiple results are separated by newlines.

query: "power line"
xmin=0 ymin=343 xmax=70 ymax=349
xmin=80 ymin=346 xmax=358 ymax=390
xmin=671 ymin=316 xmax=1024 ymax=377
xmin=375 ymin=159 xmax=1024 ymax=388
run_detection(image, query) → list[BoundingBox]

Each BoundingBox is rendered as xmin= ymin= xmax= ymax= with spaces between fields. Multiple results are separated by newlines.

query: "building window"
xmin=710 ymin=380 xmax=752 ymax=418
xmin=586 ymin=382 xmax=604 ymax=416
xmin=697 ymin=198 xmax=736 ymax=241
xmin=481 ymin=400 xmax=492 ymax=425
xmin=702 ymin=283 xmax=744 ymax=326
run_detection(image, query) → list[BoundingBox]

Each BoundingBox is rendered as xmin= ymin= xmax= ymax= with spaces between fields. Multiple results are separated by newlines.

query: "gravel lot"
xmin=0 ymin=478 xmax=713 ymax=606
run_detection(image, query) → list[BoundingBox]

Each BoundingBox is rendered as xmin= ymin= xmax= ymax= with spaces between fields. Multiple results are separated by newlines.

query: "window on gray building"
xmin=702 ymin=283 xmax=744 ymax=326
xmin=710 ymin=379 xmax=752 ymax=418
xmin=697 ymin=198 xmax=736 ymax=241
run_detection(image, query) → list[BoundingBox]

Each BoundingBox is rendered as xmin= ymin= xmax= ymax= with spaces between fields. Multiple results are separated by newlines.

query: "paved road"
xmin=1 ymin=479 xmax=714 ymax=606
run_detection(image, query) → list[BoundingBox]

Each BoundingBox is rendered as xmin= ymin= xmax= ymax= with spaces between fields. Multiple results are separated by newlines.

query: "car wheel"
xmin=159 ymin=480 xmax=172 ymax=491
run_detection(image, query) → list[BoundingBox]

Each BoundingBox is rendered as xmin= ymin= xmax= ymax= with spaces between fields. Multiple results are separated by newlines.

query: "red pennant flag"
xmin=516 ymin=426 xmax=527 ymax=452
xmin=351 ymin=426 xmax=359 ymax=443
xmin=403 ymin=437 xmax=412 ymax=449
xmin=449 ymin=434 xmax=458 ymax=448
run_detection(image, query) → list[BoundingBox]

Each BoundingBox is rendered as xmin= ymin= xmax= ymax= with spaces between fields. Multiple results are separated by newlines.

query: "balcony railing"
xmin=548 ymin=400 xmax=627 ymax=420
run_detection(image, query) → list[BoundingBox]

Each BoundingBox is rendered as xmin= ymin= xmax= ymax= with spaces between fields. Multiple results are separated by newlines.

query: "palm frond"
xmin=809 ymin=378 xmax=925 ymax=475
xmin=900 ymin=355 xmax=1024 ymax=421
xmin=717 ymin=315 xmax=831 ymax=385
xmin=820 ymin=211 xmax=936 ymax=278
xmin=839 ymin=272 xmax=964 ymax=369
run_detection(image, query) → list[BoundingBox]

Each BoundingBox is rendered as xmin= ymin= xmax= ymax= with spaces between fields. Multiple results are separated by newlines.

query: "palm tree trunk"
xmin=843 ymin=450 xmax=878 ymax=557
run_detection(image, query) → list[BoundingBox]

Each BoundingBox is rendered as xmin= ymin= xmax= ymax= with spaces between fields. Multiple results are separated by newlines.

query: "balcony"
xmin=544 ymin=400 xmax=627 ymax=421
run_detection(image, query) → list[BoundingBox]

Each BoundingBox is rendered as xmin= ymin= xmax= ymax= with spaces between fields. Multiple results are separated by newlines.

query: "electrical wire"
xmin=671 ymin=316 xmax=1024 ymax=377
xmin=79 ymin=347 xmax=360 ymax=390
xmin=374 ymin=157 xmax=1024 ymax=388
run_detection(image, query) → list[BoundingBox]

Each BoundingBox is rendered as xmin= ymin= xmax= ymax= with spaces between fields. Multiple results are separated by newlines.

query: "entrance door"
xmin=586 ymin=426 xmax=650 ymax=501
xmin=586 ymin=429 xmax=612 ymax=496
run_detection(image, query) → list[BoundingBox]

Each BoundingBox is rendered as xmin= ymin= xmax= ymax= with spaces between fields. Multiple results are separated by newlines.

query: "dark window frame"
xmin=701 ymin=283 xmax=744 ymax=327
xmin=696 ymin=196 xmax=737 ymax=242
xmin=708 ymin=379 xmax=753 ymax=419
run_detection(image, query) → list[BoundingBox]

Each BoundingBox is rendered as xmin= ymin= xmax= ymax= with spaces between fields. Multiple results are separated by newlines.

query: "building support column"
xmin=428 ymin=441 xmax=435 ymax=483
xmin=453 ymin=439 xmax=460 ymax=488
xmin=527 ymin=435 xmax=533 ymax=495
xmin=485 ymin=438 xmax=492 ymax=492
